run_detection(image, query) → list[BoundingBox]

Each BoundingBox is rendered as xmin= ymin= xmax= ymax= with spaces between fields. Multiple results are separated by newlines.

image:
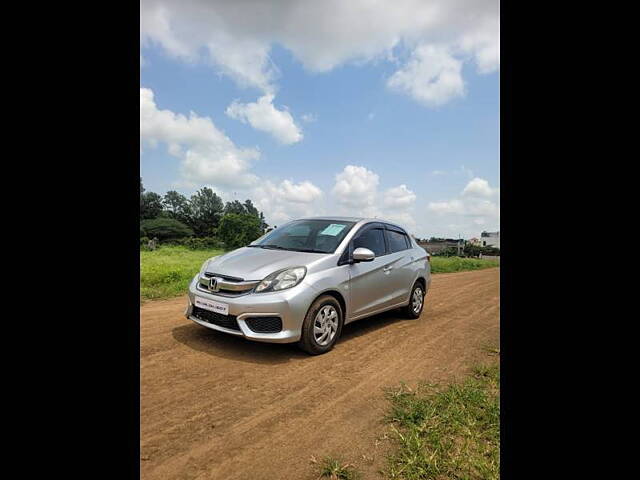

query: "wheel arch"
xmin=311 ymin=289 xmax=348 ymax=321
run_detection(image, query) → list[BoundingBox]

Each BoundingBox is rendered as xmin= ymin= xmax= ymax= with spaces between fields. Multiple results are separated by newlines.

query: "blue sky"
xmin=140 ymin=0 xmax=500 ymax=239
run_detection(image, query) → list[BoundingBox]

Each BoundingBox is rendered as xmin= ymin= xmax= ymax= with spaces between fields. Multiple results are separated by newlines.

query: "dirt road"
xmin=141 ymin=268 xmax=500 ymax=480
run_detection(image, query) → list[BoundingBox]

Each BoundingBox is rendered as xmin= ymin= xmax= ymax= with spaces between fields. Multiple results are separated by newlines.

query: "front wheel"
xmin=298 ymin=295 xmax=343 ymax=355
xmin=402 ymin=282 xmax=425 ymax=319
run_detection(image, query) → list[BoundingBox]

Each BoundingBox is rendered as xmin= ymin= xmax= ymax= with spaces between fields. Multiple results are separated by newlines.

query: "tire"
xmin=298 ymin=295 xmax=344 ymax=355
xmin=402 ymin=281 xmax=425 ymax=319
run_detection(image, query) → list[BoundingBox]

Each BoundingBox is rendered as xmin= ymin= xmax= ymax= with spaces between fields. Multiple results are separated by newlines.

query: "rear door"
xmin=347 ymin=223 xmax=397 ymax=319
xmin=383 ymin=226 xmax=417 ymax=306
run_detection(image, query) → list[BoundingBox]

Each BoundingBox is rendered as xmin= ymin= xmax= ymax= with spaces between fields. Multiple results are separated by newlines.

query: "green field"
xmin=140 ymin=246 xmax=499 ymax=301
xmin=385 ymin=363 xmax=500 ymax=480
xmin=312 ymin=362 xmax=500 ymax=480
xmin=430 ymin=255 xmax=499 ymax=273
xmin=140 ymin=246 xmax=224 ymax=301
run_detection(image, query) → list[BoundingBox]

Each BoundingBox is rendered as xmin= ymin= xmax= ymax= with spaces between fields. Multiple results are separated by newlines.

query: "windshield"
xmin=249 ymin=219 xmax=356 ymax=253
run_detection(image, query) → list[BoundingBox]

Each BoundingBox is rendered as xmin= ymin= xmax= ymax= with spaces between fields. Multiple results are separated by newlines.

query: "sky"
xmin=140 ymin=0 xmax=500 ymax=239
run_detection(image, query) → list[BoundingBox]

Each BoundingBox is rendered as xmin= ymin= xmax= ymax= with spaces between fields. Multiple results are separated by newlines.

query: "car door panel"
xmin=384 ymin=250 xmax=417 ymax=305
xmin=384 ymin=228 xmax=418 ymax=306
xmin=346 ymin=224 xmax=396 ymax=320
xmin=348 ymin=255 xmax=398 ymax=319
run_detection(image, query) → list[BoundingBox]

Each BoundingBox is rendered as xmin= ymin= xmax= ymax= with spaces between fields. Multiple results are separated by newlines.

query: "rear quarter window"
xmin=386 ymin=229 xmax=410 ymax=253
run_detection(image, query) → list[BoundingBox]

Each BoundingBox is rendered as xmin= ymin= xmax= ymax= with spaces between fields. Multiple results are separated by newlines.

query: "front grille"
xmin=200 ymin=272 xmax=255 ymax=296
xmin=244 ymin=316 xmax=283 ymax=333
xmin=196 ymin=283 xmax=250 ymax=297
xmin=192 ymin=306 xmax=240 ymax=331
xmin=204 ymin=272 xmax=245 ymax=282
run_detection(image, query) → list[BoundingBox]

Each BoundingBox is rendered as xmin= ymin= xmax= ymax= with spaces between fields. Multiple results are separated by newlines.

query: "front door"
xmin=347 ymin=225 xmax=396 ymax=319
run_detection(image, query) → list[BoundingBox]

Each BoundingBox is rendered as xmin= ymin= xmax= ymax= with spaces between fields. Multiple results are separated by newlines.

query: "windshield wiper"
xmin=251 ymin=244 xmax=328 ymax=253
xmin=260 ymin=244 xmax=290 ymax=250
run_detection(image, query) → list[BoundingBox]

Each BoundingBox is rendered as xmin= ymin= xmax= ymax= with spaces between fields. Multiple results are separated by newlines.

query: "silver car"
xmin=185 ymin=217 xmax=431 ymax=355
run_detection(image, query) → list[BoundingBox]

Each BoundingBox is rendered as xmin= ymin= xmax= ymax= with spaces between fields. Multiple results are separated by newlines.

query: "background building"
xmin=480 ymin=231 xmax=500 ymax=249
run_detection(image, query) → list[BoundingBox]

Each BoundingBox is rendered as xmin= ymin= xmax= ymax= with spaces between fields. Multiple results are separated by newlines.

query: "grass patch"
xmin=312 ymin=456 xmax=362 ymax=480
xmin=140 ymin=246 xmax=224 ymax=301
xmin=430 ymin=257 xmax=499 ymax=274
xmin=385 ymin=364 xmax=500 ymax=480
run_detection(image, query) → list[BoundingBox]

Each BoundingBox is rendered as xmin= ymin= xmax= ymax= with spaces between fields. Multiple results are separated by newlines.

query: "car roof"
xmin=298 ymin=216 xmax=409 ymax=232
xmin=298 ymin=216 xmax=364 ymax=222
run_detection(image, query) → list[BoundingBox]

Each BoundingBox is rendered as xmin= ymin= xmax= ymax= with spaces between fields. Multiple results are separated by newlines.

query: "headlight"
xmin=254 ymin=267 xmax=307 ymax=293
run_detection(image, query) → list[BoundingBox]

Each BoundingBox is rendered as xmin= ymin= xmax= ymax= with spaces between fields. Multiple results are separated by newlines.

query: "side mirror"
xmin=352 ymin=247 xmax=375 ymax=262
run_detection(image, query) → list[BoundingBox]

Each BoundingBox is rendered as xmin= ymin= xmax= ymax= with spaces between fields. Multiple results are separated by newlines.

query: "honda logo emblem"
xmin=209 ymin=276 xmax=222 ymax=292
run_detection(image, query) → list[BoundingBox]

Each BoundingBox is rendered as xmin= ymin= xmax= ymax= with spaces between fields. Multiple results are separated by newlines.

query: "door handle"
xmin=383 ymin=266 xmax=393 ymax=273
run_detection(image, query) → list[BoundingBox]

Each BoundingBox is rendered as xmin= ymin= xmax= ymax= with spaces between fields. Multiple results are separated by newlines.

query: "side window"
xmin=386 ymin=229 xmax=410 ymax=253
xmin=405 ymin=235 xmax=412 ymax=249
xmin=353 ymin=228 xmax=386 ymax=256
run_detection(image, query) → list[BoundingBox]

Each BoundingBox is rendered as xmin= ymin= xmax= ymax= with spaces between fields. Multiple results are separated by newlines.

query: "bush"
xmin=430 ymin=256 xmax=499 ymax=273
xmin=167 ymin=236 xmax=226 ymax=250
xmin=140 ymin=236 xmax=151 ymax=251
xmin=432 ymin=246 xmax=459 ymax=257
xmin=140 ymin=217 xmax=194 ymax=241
xmin=218 ymin=213 xmax=263 ymax=250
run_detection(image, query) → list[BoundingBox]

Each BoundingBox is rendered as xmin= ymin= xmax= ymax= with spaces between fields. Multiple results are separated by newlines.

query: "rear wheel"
xmin=298 ymin=295 xmax=343 ymax=355
xmin=402 ymin=281 xmax=425 ymax=319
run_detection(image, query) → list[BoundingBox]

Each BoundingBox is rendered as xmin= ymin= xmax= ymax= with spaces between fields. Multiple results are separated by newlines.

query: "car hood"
xmin=204 ymin=247 xmax=326 ymax=281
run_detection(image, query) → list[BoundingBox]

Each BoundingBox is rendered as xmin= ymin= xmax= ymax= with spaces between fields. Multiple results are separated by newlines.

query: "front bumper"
xmin=185 ymin=275 xmax=317 ymax=343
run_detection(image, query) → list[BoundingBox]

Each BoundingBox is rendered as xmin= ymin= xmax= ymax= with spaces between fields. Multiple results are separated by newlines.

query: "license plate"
xmin=194 ymin=296 xmax=229 ymax=316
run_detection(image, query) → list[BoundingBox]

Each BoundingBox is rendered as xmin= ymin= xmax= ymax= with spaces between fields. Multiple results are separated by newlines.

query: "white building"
xmin=480 ymin=231 xmax=500 ymax=249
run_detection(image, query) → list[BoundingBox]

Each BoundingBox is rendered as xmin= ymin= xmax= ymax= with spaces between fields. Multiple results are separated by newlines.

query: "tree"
xmin=163 ymin=190 xmax=191 ymax=223
xmin=243 ymin=199 xmax=258 ymax=216
xmin=463 ymin=243 xmax=482 ymax=258
xmin=140 ymin=191 xmax=164 ymax=220
xmin=140 ymin=217 xmax=193 ymax=241
xmin=243 ymin=199 xmax=268 ymax=231
xmin=188 ymin=187 xmax=224 ymax=237
xmin=218 ymin=213 xmax=263 ymax=250
xmin=224 ymin=200 xmax=246 ymax=215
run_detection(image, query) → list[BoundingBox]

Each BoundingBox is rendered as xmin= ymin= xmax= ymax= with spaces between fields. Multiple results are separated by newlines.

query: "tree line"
xmin=140 ymin=178 xmax=269 ymax=250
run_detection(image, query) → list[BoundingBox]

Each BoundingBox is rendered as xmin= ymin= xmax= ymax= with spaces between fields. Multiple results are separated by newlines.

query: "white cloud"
xmin=462 ymin=177 xmax=499 ymax=198
xmin=382 ymin=185 xmax=417 ymax=231
xmin=428 ymin=199 xmax=465 ymax=215
xmin=140 ymin=0 xmax=499 ymax=104
xmin=383 ymin=184 xmax=417 ymax=209
xmin=329 ymin=166 xmax=418 ymax=231
xmin=141 ymin=87 xmax=325 ymax=225
xmin=251 ymin=179 xmax=323 ymax=225
xmin=458 ymin=17 xmax=500 ymax=74
xmin=140 ymin=2 xmax=276 ymax=92
xmin=140 ymin=87 xmax=260 ymax=188
xmin=277 ymin=179 xmax=323 ymax=204
xmin=332 ymin=165 xmax=379 ymax=209
xmin=387 ymin=44 xmax=464 ymax=106
xmin=428 ymin=177 xmax=499 ymax=220
xmin=226 ymin=94 xmax=303 ymax=144
xmin=419 ymin=176 xmax=500 ymax=238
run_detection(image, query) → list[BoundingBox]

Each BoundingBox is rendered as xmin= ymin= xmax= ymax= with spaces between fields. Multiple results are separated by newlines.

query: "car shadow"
xmin=172 ymin=309 xmax=409 ymax=365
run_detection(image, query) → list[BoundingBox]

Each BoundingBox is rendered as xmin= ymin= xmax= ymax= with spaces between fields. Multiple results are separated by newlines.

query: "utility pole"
xmin=457 ymin=234 xmax=463 ymax=257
